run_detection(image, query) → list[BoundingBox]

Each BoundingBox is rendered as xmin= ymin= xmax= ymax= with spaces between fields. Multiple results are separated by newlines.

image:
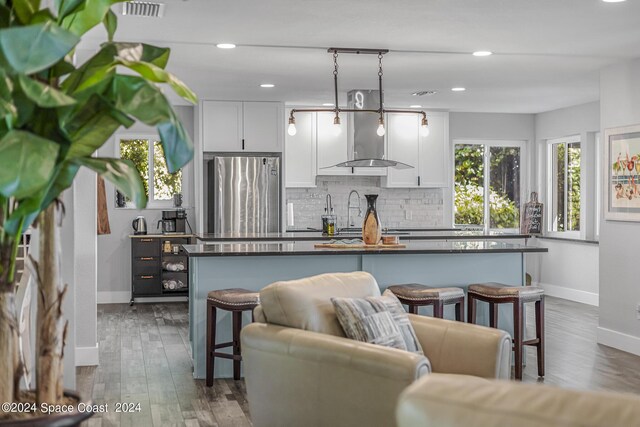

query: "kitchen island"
xmin=185 ymin=240 xmax=547 ymax=379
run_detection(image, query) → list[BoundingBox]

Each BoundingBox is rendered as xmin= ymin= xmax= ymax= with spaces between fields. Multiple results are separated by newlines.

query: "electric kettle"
xmin=132 ymin=216 xmax=148 ymax=235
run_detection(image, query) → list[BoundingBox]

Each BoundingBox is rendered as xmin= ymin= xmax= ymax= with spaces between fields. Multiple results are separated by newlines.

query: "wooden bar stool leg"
xmin=206 ymin=303 xmax=217 ymax=387
xmin=536 ymin=297 xmax=545 ymax=377
xmin=433 ymin=301 xmax=444 ymax=319
xmin=467 ymin=295 xmax=477 ymax=324
xmin=232 ymin=310 xmax=242 ymax=380
xmin=408 ymin=304 xmax=419 ymax=315
xmin=455 ymin=299 xmax=464 ymax=322
xmin=489 ymin=302 xmax=498 ymax=328
xmin=513 ymin=300 xmax=524 ymax=380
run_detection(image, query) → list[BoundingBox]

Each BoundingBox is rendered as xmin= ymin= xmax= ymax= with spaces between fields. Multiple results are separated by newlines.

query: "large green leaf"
xmin=103 ymin=8 xmax=117 ymax=42
xmin=60 ymin=0 xmax=124 ymax=36
xmin=109 ymin=75 xmax=193 ymax=173
xmin=75 ymin=157 xmax=147 ymax=208
xmin=13 ymin=0 xmax=40 ymax=24
xmin=0 ymin=22 xmax=79 ymax=74
xmin=63 ymin=95 xmax=134 ymax=159
xmin=107 ymin=42 xmax=170 ymax=68
xmin=0 ymin=130 xmax=59 ymax=199
xmin=119 ymin=60 xmax=197 ymax=104
xmin=18 ymin=74 xmax=77 ymax=107
xmin=55 ymin=0 xmax=86 ymax=21
xmin=0 ymin=69 xmax=16 ymax=128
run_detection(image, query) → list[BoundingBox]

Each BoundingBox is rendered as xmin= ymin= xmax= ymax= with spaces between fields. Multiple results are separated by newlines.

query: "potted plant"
xmin=0 ymin=1 xmax=195 ymax=424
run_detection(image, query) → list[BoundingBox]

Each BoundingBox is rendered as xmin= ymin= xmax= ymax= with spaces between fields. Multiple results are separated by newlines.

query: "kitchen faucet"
xmin=325 ymin=193 xmax=333 ymax=214
xmin=347 ymin=190 xmax=362 ymax=227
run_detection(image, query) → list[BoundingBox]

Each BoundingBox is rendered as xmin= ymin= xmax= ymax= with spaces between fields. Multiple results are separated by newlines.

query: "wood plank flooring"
xmin=78 ymin=297 xmax=640 ymax=426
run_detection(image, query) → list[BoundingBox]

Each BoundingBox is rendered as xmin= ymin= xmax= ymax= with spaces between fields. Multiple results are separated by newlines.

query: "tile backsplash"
xmin=286 ymin=176 xmax=444 ymax=230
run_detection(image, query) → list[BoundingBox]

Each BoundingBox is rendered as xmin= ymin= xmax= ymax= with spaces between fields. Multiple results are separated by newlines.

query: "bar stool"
xmin=387 ymin=284 xmax=465 ymax=320
xmin=206 ymin=288 xmax=259 ymax=386
xmin=467 ymin=282 xmax=544 ymax=381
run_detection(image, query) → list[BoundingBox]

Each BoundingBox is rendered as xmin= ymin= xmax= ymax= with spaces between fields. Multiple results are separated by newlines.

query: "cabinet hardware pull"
xmin=140 ymin=238 xmax=154 ymax=242
xmin=140 ymin=257 xmax=154 ymax=261
xmin=242 ymin=138 xmax=245 ymax=150
xmin=140 ymin=275 xmax=154 ymax=279
xmin=418 ymin=176 xmax=421 ymax=186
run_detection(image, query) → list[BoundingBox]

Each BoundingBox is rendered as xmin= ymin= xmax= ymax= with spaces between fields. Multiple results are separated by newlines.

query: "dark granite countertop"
xmin=196 ymin=230 xmax=530 ymax=242
xmin=183 ymin=240 xmax=547 ymax=257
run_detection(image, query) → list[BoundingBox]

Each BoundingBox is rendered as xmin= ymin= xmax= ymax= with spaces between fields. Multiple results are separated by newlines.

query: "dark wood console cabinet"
xmin=130 ymin=235 xmax=193 ymax=305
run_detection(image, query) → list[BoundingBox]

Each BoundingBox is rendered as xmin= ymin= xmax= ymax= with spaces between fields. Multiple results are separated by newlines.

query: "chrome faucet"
xmin=347 ymin=190 xmax=362 ymax=227
xmin=325 ymin=194 xmax=333 ymax=214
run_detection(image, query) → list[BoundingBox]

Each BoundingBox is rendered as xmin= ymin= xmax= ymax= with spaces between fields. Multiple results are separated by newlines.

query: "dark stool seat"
xmin=206 ymin=288 xmax=259 ymax=386
xmin=467 ymin=282 xmax=545 ymax=381
xmin=387 ymin=284 xmax=465 ymax=320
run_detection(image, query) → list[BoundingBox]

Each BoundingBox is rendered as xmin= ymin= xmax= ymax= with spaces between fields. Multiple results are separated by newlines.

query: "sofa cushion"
xmin=259 ymin=271 xmax=381 ymax=336
xmin=331 ymin=296 xmax=408 ymax=351
xmin=381 ymin=290 xmax=424 ymax=354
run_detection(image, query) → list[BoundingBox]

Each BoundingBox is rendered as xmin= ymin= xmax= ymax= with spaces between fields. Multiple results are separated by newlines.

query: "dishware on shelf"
xmin=382 ymin=235 xmax=399 ymax=245
xmin=362 ymin=194 xmax=382 ymax=245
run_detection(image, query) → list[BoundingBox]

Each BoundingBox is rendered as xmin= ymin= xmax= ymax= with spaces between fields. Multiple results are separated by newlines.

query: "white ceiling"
xmin=82 ymin=0 xmax=640 ymax=113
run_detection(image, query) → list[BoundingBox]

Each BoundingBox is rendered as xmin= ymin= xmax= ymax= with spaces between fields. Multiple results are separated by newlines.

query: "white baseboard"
xmin=75 ymin=344 xmax=99 ymax=366
xmin=534 ymin=282 xmax=599 ymax=306
xmin=97 ymin=291 xmax=188 ymax=304
xmin=597 ymin=327 xmax=640 ymax=357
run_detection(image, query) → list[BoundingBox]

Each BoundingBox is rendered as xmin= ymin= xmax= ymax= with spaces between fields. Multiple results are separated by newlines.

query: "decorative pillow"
xmin=380 ymin=290 xmax=424 ymax=354
xmin=331 ymin=296 xmax=407 ymax=351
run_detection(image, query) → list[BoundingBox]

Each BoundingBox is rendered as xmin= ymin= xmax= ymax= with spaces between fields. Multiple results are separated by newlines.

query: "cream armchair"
xmin=397 ymin=373 xmax=640 ymax=427
xmin=241 ymin=272 xmax=512 ymax=427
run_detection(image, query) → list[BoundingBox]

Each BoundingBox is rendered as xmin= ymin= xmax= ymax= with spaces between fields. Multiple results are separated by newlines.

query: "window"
xmin=454 ymin=140 xmax=525 ymax=231
xmin=547 ymin=136 xmax=580 ymax=233
xmin=116 ymin=135 xmax=183 ymax=208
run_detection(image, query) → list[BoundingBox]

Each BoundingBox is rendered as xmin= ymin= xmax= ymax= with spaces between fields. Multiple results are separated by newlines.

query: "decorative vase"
xmin=362 ymin=194 xmax=382 ymax=245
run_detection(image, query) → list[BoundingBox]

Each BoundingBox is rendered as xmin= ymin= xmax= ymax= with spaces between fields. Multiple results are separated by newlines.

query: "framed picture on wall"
xmin=604 ymin=124 xmax=640 ymax=221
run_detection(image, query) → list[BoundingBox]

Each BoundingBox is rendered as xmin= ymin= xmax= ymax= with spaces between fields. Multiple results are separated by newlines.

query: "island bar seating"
xmin=387 ymin=284 xmax=465 ymax=321
xmin=467 ymin=282 xmax=545 ymax=380
xmin=206 ymin=288 xmax=260 ymax=385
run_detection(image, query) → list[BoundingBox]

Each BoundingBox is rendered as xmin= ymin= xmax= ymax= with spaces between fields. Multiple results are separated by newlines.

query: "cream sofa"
xmin=241 ymin=272 xmax=512 ymax=427
xmin=397 ymin=373 xmax=640 ymax=427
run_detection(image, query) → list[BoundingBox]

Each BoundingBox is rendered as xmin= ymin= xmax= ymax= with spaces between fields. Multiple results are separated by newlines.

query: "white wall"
xmin=529 ymin=101 xmax=600 ymax=305
xmin=598 ymin=58 xmax=640 ymax=356
xmin=96 ymin=106 xmax=195 ymax=303
xmin=449 ymin=112 xmax=536 ymax=227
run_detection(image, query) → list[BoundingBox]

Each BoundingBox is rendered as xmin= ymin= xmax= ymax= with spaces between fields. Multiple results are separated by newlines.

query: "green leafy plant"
xmin=0 ymin=0 xmax=195 ymax=414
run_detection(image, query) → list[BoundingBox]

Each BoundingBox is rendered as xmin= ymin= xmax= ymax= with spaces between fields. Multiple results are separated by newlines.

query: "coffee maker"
xmin=158 ymin=209 xmax=187 ymax=234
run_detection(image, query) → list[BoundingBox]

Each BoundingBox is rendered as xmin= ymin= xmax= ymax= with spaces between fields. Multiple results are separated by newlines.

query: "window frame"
xmin=115 ymin=133 xmax=185 ymax=209
xmin=452 ymin=139 xmax=527 ymax=233
xmin=546 ymin=134 xmax=581 ymax=238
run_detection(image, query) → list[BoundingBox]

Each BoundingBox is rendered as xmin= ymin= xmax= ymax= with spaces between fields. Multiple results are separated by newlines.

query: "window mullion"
xmin=564 ymin=143 xmax=568 ymax=231
xmin=483 ymin=144 xmax=490 ymax=232
xmin=148 ymin=140 xmax=154 ymax=203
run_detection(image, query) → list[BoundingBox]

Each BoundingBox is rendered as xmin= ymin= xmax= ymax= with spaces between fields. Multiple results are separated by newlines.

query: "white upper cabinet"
xmin=316 ymin=112 xmax=351 ymax=176
xmin=385 ymin=113 xmax=420 ymax=187
xmin=243 ymin=102 xmax=282 ymax=152
xmin=383 ymin=111 xmax=449 ymax=188
xmin=202 ymin=101 xmax=283 ymax=152
xmin=285 ymin=110 xmax=316 ymax=187
xmin=202 ymin=101 xmax=243 ymax=152
xmin=418 ymin=112 xmax=449 ymax=187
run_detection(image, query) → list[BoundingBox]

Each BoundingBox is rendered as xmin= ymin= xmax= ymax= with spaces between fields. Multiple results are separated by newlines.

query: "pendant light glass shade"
xmin=287 ymin=117 xmax=297 ymax=136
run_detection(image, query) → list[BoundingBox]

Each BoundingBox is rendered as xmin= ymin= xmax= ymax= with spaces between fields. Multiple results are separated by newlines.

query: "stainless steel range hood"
xmin=332 ymin=89 xmax=413 ymax=169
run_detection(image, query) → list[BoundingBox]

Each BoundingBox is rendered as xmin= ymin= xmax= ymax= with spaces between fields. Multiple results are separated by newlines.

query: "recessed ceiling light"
xmin=451 ymin=87 xmax=466 ymax=92
xmin=260 ymin=83 xmax=275 ymax=88
xmin=322 ymin=103 xmax=335 ymax=106
xmin=602 ymin=0 xmax=626 ymax=2
xmin=472 ymin=51 xmax=493 ymax=57
xmin=216 ymin=43 xmax=236 ymax=49
xmin=410 ymin=105 xmax=422 ymax=108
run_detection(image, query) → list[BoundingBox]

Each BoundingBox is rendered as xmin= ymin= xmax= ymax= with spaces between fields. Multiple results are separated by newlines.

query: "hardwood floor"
xmin=78 ymin=297 xmax=640 ymax=426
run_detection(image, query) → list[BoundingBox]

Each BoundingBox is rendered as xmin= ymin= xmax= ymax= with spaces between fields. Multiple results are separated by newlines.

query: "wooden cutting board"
xmin=314 ymin=243 xmax=406 ymax=249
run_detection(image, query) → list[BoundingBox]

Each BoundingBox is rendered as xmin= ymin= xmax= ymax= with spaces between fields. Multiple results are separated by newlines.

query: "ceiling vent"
xmin=121 ymin=2 xmax=165 ymax=18
xmin=412 ymin=90 xmax=437 ymax=96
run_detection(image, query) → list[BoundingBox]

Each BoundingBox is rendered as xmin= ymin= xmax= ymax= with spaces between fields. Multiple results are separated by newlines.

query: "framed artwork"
xmin=604 ymin=124 xmax=640 ymax=221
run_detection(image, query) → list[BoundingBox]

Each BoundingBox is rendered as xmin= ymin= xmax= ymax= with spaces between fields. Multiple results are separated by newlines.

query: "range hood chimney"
xmin=332 ymin=90 xmax=413 ymax=169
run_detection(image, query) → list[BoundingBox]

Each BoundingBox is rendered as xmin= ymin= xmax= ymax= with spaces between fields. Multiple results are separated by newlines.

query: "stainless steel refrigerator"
xmin=207 ymin=155 xmax=281 ymax=234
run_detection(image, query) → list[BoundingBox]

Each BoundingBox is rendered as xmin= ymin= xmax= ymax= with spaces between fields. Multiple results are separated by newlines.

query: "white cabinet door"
xmin=285 ymin=110 xmax=316 ymax=187
xmin=316 ymin=112 xmax=351 ymax=175
xmin=243 ymin=102 xmax=282 ymax=152
xmin=384 ymin=113 xmax=420 ymax=187
xmin=202 ymin=101 xmax=243 ymax=152
xmin=419 ymin=112 xmax=449 ymax=187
